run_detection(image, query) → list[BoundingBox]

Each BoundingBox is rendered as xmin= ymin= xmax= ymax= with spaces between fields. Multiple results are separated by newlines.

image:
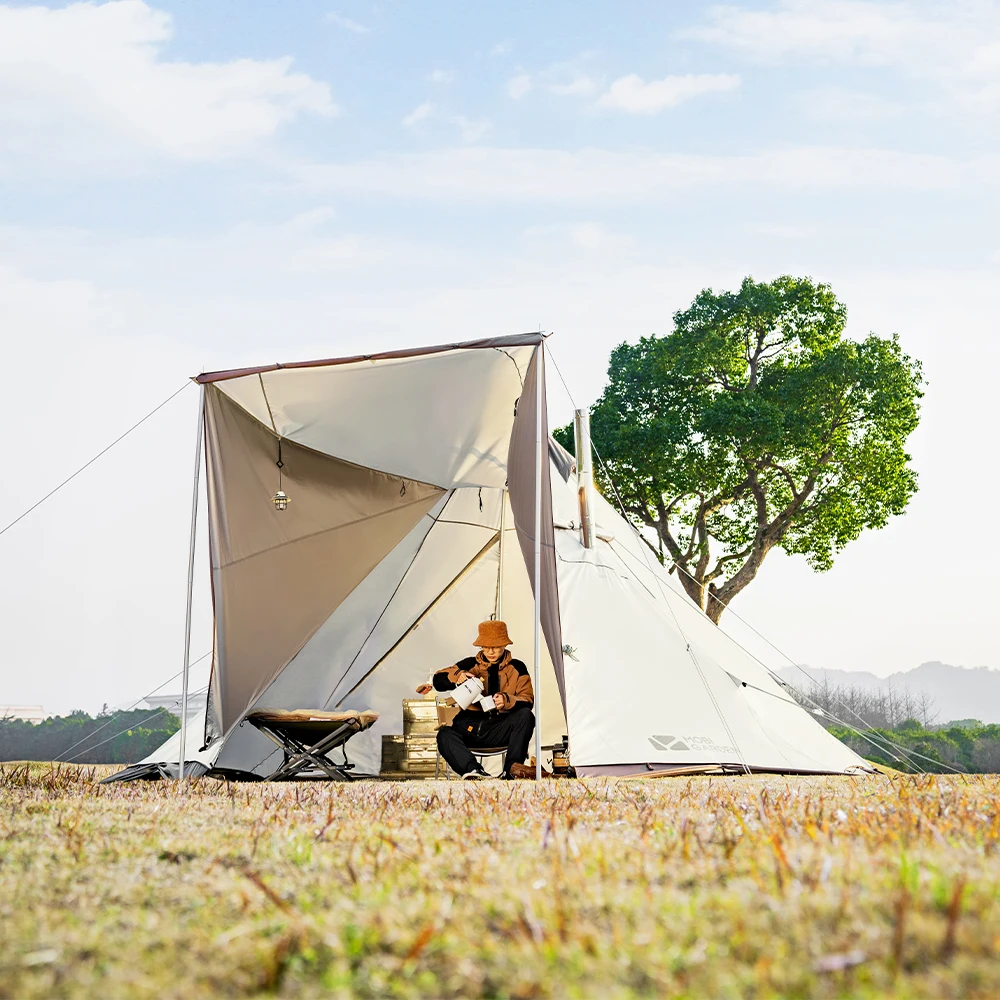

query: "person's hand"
xmin=415 ymin=683 xmax=432 ymax=695
xmin=454 ymin=670 xmax=471 ymax=683
xmin=493 ymin=693 xmax=505 ymax=710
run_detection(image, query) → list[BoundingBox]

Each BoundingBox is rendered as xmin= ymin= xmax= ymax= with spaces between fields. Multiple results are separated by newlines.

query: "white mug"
xmin=476 ymin=694 xmax=499 ymax=713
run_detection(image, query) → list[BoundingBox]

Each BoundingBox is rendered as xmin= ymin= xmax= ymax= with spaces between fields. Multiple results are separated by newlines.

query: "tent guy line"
xmin=62 ymin=685 xmax=210 ymax=765
xmin=611 ymin=534 xmax=933 ymax=771
xmin=50 ymin=650 xmax=213 ymax=764
xmin=0 ymin=381 xmax=193 ymax=539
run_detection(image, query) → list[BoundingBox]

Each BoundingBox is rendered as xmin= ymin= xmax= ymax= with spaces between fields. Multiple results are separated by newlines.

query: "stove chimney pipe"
xmin=573 ymin=408 xmax=595 ymax=548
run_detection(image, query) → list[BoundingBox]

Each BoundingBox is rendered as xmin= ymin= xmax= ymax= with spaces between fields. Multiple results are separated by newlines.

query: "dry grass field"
xmin=2 ymin=764 xmax=1000 ymax=999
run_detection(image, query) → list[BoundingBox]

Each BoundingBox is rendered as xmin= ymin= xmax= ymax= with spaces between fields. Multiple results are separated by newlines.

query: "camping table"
xmin=246 ymin=709 xmax=379 ymax=781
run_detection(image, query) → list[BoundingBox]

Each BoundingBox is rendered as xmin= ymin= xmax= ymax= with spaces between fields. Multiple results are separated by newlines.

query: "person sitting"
xmin=431 ymin=620 xmax=534 ymax=780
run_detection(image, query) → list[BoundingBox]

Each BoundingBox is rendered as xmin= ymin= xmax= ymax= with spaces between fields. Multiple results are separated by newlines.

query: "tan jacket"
xmin=432 ymin=652 xmax=534 ymax=712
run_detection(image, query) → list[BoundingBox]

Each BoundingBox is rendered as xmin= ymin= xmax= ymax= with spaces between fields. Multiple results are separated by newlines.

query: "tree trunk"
xmin=675 ymin=564 xmax=707 ymax=612
xmin=653 ymin=470 xmax=815 ymax=624
xmin=705 ymin=534 xmax=778 ymax=624
xmin=705 ymin=585 xmax=726 ymax=625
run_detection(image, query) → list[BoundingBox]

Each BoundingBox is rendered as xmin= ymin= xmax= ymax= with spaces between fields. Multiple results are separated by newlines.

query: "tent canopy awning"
xmin=200 ymin=337 xmax=563 ymax=740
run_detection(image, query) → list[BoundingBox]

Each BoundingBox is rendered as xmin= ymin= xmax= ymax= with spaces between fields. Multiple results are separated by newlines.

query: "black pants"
xmin=437 ymin=707 xmax=535 ymax=776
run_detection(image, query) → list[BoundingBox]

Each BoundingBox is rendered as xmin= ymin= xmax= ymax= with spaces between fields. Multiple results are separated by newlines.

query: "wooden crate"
xmin=402 ymin=698 xmax=440 ymax=736
xmin=381 ymin=734 xmax=406 ymax=772
xmin=381 ymin=699 xmax=454 ymax=778
xmin=380 ymin=733 xmax=440 ymax=776
xmin=400 ymin=759 xmax=439 ymax=775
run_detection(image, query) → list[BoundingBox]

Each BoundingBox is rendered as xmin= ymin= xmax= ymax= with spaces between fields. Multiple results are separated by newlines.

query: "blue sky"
xmin=1 ymin=0 xmax=998 ymax=714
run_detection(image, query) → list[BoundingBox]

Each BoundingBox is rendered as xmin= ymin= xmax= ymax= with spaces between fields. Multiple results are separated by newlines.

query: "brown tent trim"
xmin=576 ymin=762 xmax=877 ymax=777
xmin=195 ymin=333 xmax=546 ymax=384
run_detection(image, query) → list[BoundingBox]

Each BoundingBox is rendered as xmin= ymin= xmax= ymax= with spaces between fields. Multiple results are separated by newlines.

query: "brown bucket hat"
xmin=473 ymin=620 xmax=513 ymax=647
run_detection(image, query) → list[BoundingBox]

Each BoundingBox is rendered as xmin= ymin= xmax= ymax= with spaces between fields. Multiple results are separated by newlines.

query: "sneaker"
xmin=462 ymin=768 xmax=488 ymax=780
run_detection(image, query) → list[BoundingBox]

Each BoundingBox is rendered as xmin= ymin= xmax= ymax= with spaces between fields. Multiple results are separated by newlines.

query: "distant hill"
xmin=777 ymin=662 xmax=1000 ymax=725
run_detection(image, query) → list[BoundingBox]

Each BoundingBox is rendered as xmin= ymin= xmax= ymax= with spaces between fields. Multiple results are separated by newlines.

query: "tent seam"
xmin=210 ymin=383 xmax=453 ymax=491
xmin=331 ymin=529 xmax=502 ymax=707
xmin=217 ymin=493 xmax=445 ymax=570
xmin=317 ymin=490 xmax=457 ymax=703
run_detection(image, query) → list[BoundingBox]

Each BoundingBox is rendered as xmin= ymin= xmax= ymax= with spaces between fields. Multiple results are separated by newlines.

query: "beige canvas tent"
xmin=108 ymin=334 xmax=871 ymax=781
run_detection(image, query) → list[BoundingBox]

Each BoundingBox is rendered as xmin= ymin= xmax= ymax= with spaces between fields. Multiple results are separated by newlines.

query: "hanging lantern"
xmin=271 ymin=438 xmax=289 ymax=511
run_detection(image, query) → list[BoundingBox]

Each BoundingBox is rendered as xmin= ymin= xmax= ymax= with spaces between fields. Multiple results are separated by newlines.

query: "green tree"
xmin=559 ymin=276 xmax=923 ymax=623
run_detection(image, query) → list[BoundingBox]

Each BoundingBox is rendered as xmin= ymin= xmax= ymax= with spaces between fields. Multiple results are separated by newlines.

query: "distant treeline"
xmin=789 ymin=677 xmax=1000 ymax=773
xmin=792 ymin=677 xmax=937 ymax=730
xmin=0 ymin=708 xmax=179 ymax=764
xmin=829 ymin=720 xmax=1000 ymax=774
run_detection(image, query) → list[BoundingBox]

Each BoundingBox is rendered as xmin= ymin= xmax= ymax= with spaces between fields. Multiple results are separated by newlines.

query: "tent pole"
xmin=496 ymin=488 xmax=505 ymax=620
xmin=178 ymin=384 xmax=205 ymax=780
xmin=534 ymin=345 xmax=543 ymax=782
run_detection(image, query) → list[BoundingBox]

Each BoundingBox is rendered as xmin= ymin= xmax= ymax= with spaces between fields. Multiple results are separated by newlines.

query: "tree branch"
xmin=703 ymin=543 xmax=755 ymax=583
xmin=638 ymin=531 xmax=663 ymax=564
xmin=629 ymin=503 xmax=657 ymax=529
xmin=745 ymin=463 xmax=769 ymax=533
xmin=763 ymin=459 xmax=801 ymax=499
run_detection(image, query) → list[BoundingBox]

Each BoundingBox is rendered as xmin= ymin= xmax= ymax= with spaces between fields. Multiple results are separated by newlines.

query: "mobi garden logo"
xmin=648 ymin=735 xmax=738 ymax=755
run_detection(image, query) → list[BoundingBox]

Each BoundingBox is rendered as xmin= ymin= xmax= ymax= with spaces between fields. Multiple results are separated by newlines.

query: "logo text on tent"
xmin=648 ymin=734 xmax=738 ymax=755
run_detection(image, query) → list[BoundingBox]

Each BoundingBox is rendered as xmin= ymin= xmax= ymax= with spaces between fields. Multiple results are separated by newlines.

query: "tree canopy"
xmin=556 ymin=275 xmax=923 ymax=623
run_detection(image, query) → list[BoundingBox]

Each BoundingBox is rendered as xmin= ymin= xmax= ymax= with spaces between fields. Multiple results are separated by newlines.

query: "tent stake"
xmin=534 ymin=345 xmax=543 ymax=782
xmin=178 ymin=385 xmax=205 ymax=780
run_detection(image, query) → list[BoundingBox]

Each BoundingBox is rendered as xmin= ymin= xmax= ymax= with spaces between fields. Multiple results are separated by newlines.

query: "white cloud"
xmin=507 ymin=73 xmax=532 ymax=99
xmin=751 ymin=221 xmax=812 ymax=239
xmin=283 ymin=206 xmax=339 ymax=233
xmin=296 ymin=145 xmax=990 ymax=202
xmin=568 ymin=222 xmax=633 ymax=251
xmin=597 ymin=72 xmax=740 ymax=113
xmin=683 ymin=1 xmax=1000 ymax=113
xmin=402 ymin=101 xmax=434 ymax=128
xmin=542 ymin=54 xmax=603 ymax=98
xmin=490 ymin=41 xmax=511 ymax=57
xmin=401 ymin=103 xmax=490 ymax=142
xmin=550 ymin=75 xmax=599 ymax=97
xmin=0 ymin=1 xmax=335 ymax=169
xmin=569 ymin=223 xmax=602 ymax=250
xmin=450 ymin=115 xmax=491 ymax=143
xmin=681 ymin=1 xmax=941 ymax=64
xmin=428 ymin=69 xmax=454 ymax=84
xmin=507 ymin=54 xmax=604 ymax=101
xmin=802 ymin=87 xmax=903 ymax=121
xmin=521 ymin=221 xmax=634 ymax=253
xmin=325 ymin=11 xmax=370 ymax=34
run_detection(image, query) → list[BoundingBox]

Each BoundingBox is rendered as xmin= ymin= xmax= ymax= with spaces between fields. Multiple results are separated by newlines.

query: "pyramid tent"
xmin=109 ymin=334 xmax=870 ymax=780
